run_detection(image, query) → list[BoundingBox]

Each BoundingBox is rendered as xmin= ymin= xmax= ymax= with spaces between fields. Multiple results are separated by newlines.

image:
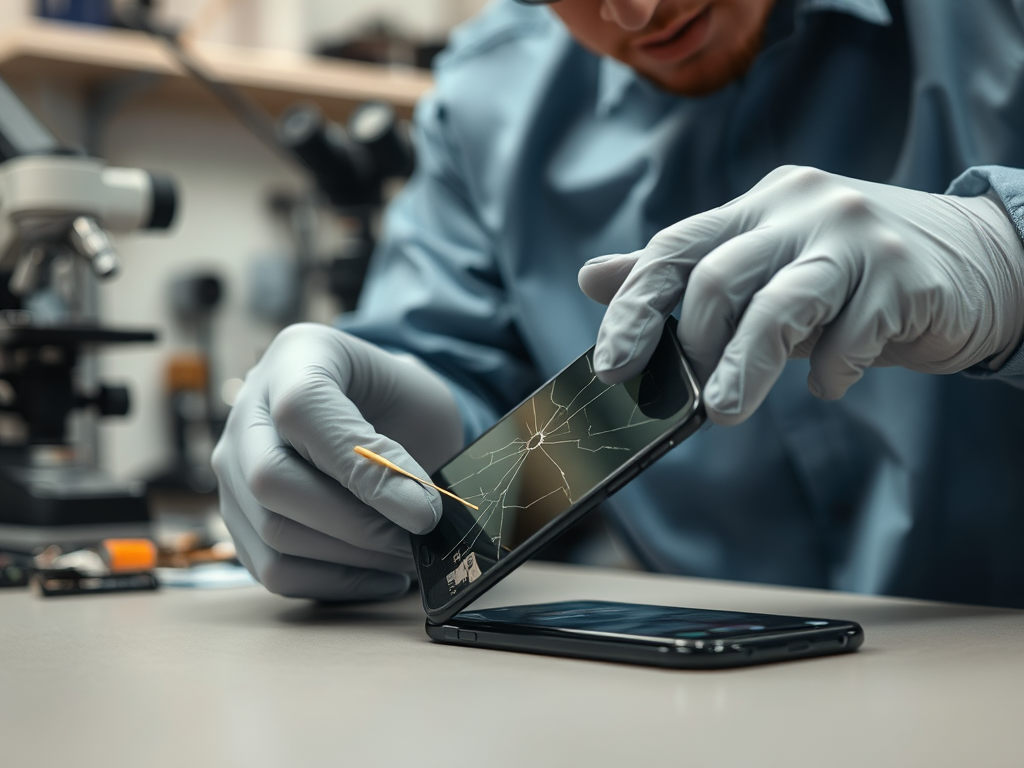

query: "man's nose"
xmin=600 ymin=0 xmax=660 ymax=30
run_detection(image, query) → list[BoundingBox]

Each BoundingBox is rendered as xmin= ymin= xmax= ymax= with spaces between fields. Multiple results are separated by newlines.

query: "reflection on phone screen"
xmin=426 ymin=330 xmax=694 ymax=602
xmin=456 ymin=601 xmax=835 ymax=641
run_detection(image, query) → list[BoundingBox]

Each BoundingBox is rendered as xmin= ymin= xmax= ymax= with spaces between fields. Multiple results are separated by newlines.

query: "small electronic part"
xmin=31 ymin=570 xmax=159 ymax=597
xmin=29 ymin=538 xmax=159 ymax=597
xmin=157 ymin=537 xmax=237 ymax=569
xmin=0 ymin=551 xmax=30 ymax=588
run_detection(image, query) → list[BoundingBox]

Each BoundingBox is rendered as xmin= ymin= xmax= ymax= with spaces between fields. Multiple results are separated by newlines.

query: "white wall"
xmin=97 ymin=94 xmax=300 ymax=481
xmin=156 ymin=0 xmax=489 ymax=52
xmin=7 ymin=1 xmax=490 ymax=51
xmin=0 ymin=0 xmax=33 ymax=30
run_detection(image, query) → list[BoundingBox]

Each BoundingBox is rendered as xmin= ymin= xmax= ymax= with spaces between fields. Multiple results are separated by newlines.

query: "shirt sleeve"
xmin=337 ymin=86 xmax=539 ymax=443
xmin=946 ymin=165 xmax=1024 ymax=388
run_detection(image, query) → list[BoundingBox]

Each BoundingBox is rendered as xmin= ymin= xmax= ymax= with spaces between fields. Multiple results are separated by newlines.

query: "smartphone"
xmin=427 ymin=600 xmax=864 ymax=669
xmin=411 ymin=319 xmax=704 ymax=623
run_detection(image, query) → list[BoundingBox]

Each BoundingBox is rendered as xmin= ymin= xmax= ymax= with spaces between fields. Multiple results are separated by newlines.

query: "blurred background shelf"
xmin=0 ymin=19 xmax=433 ymax=121
xmin=0 ymin=5 xmax=454 ymax=502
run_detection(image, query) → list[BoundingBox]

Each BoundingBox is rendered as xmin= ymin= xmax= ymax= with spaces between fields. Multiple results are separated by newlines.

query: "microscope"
xmin=0 ymin=76 xmax=177 ymax=552
xmin=276 ymin=100 xmax=415 ymax=311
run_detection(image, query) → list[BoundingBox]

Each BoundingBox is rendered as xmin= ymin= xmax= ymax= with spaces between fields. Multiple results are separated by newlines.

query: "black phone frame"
xmin=411 ymin=322 xmax=704 ymax=624
xmin=427 ymin=601 xmax=865 ymax=669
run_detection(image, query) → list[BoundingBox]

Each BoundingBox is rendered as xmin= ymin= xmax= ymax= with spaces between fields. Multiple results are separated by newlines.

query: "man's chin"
xmin=642 ymin=64 xmax=741 ymax=97
xmin=624 ymin=30 xmax=765 ymax=97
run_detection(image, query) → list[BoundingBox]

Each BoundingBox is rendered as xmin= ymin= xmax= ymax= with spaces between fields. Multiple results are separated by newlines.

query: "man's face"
xmin=551 ymin=0 xmax=779 ymax=96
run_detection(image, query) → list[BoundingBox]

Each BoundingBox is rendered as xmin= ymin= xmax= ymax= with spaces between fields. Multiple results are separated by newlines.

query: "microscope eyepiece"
xmin=278 ymin=101 xmax=414 ymax=209
xmin=348 ymin=102 xmax=414 ymax=179
xmin=146 ymin=172 xmax=177 ymax=230
xmin=278 ymin=103 xmax=374 ymax=208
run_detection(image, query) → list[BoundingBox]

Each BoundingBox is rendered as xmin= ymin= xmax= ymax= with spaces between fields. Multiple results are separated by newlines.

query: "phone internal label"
xmin=446 ymin=552 xmax=482 ymax=591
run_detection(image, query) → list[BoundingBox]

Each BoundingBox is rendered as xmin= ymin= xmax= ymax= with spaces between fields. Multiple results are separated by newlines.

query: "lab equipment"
xmin=0 ymin=75 xmax=177 ymax=551
xmin=210 ymin=323 xmax=464 ymax=601
xmin=412 ymin=319 xmax=703 ymax=623
xmin=430 ymin=600 xmax=863 ymax=668
xmin=276 ymin=101 xmax=415 ymax=312
xmin=123 ymin=3 xmax=415 ymax=315
xmin=29 ymin=538 xmax=159 ymax=597
xmin=278 ymin=101 xmax=413 ymax=210
xmin=147 ymin=273 xmax=225 ymax=495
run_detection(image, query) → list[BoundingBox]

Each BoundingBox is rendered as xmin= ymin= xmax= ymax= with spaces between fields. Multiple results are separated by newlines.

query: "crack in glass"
xmin=440 ymin=355 xmax=664 ymax=561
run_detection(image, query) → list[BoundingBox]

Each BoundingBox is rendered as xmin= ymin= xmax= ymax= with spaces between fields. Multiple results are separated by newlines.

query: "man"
xmin=213 ymin=0 xmax=1024 ymax=607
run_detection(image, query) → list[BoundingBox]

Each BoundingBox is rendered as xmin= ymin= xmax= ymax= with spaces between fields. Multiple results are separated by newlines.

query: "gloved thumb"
xmin=578 ymin=252 xmax=642 ymax=305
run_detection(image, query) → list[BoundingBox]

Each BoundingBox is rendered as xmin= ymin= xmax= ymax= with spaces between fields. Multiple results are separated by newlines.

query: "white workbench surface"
xmin=2 ymin=562 xmax=1022 ymax=768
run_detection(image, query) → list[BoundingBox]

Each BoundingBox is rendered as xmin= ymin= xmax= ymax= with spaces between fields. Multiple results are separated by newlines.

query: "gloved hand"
xmin=211 ymin=323 xmax=463 ymax=601
xmin=579 ymin=166 xmax=1024 ymax=425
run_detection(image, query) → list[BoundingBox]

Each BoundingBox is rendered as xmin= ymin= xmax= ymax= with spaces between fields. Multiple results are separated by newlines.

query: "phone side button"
xmin=443 ymin=626 xmax=459 ymax=641
xmin=457 ymin=630 xmax=477 ymax=642
xmin=640 ymin=441 xmax=675 ymax=469
xmin=607 ymin=467 xmax=640 ymax=495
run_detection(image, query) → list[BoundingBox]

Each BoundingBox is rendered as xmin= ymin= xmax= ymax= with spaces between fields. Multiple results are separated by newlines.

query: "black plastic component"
xmin=146 ymin=172 xmax=177 ymax=229
xmin=95 ymin=385 xmax=130 ymax=417
xmin=329 ymin=249 xmax=372 ymax=310
xmin=278 ymin=101 xmax=415 ymax=211
xmin=348 ymin=102 xmax=414 ymax=178
xmin=171 ymin=274 xmax=222 ymax=318
xmin=0 ymin=325 xmax=156 ymax=347
xmin=278 ymin=103 xmax=375 ymax=208
xmin=605 ymin=466 xmax=640 ymax=495
xmin=0 ymin=324 xmax=156 ymax=444
xmin=418 ymin=544 xmax=435 ymax=567
xmin=0 ymin=552 xmax=30 ymax=588
xmin=31 ymin=569 xmax=158 ymax=597
xmin=0 ymin=462 xmax=148 ymax=527
xmin=640 ymin=439 xmax=675 ymax=469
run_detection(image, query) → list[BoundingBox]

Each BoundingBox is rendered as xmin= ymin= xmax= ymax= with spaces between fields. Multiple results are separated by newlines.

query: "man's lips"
xmin=634 ymin=5 xmax=712 ymax=64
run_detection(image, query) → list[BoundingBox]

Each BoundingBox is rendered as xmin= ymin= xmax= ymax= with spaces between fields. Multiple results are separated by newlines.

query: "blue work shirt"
xmin=342 ymin=0 xmax=1024 ymax=607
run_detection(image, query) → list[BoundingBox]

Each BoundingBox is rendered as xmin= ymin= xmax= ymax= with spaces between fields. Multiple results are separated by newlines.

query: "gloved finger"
xmin=578 ymin=252 xmax=642 ymax=305
xmin=216 ymin=425 xmax=413 ymax=572
xmin=226 ymin=452 xmax=413 ymax=572
xmin=807 ymin=275 xmax=902 ymax=400
xmin=703 ymin=253 xmax=851 ymax=425
xmin=220 ymin=491 xmax=411 ymax=601
xmin=593 ymin=203 xmax=758 ymax=384
xmin=239 ymin=498 xmax=413 ymax=574
xmin=239 ymin=416 xmax=412 ymax=558
xmin=679 ymin=225 xmax=799 ymax=384
xmin=267 ymin=337 xmax=442 ymax=534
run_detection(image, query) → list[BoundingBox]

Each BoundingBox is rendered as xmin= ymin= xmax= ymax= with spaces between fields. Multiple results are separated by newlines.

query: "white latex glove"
xmin=211 ymin=323 xmax=463 ymax=601
xmin=579 ymin=166 xmax=1024 ymax=425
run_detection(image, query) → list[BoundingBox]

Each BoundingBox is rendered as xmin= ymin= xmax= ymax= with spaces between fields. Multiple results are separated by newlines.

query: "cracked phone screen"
xmin=423 ymin=329 xmax=695 ymax=604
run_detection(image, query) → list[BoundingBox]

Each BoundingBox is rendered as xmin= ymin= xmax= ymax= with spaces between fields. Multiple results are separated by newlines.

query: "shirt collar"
xmin=594 ymin=0 xmax=893 ymax=116
xmin=796 ymin=0 xmax=892 ymax=26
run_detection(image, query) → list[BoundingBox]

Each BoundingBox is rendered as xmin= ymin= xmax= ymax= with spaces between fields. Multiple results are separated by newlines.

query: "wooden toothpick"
xmin=353 ymin=446 xmax=479 ymax=511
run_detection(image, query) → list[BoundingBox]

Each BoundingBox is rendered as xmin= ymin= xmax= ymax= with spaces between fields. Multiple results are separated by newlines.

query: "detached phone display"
xmin=429 ymin=601 xmax=865 ymax=669
xmin=412 ymin=320 xmax=703 ymax=623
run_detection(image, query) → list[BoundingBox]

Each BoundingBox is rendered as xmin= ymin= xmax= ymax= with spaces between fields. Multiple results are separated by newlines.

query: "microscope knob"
xmin=348 ymin=102 xmax=414 ymax=178
xmin=96 ymin=385 xmax=130 ymax=417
